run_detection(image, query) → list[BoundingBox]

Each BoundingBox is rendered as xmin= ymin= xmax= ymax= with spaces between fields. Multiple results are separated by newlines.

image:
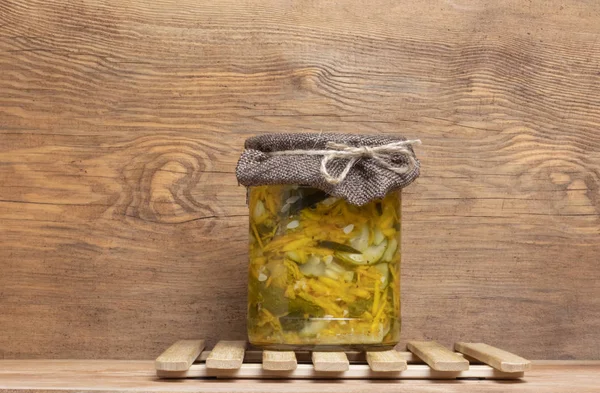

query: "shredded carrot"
xmin=372 ymin=281 xmax=381 ymax=315
xmin=251 ymin=222 xmax=264 ymax=249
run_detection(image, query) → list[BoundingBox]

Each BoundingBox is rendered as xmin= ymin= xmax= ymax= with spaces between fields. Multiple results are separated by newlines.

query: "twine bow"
xmin=269 ymin=139 xmax=421 ymax=184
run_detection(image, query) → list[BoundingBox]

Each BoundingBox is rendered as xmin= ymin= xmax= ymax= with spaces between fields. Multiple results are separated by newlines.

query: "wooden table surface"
xmin=1 ymin=0 xmax=600 ymax=361
xmin=0 ymin=360 xmax=599 ymax=392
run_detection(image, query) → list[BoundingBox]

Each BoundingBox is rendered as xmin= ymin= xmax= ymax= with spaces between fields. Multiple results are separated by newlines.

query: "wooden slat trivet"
xmin=156 ymin=339 xmax=529 ymax=380
xmin=407 ymin=341 xmax=469 ymax=371
xmin=455 ymin=342 xmax=532 ymax=372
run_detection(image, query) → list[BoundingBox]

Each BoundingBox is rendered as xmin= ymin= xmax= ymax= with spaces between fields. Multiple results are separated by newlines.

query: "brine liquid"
xmin=247 ymin=185 xmax=401 ymax=350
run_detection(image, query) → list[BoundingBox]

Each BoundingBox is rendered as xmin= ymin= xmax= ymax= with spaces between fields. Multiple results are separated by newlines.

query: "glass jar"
xmin=247 ymin=185 xmax=401 ymax=350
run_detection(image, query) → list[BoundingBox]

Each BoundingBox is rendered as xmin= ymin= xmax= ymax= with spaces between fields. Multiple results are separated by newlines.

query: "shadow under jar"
xmin=247 ymin=185 xmax=401 ymax=351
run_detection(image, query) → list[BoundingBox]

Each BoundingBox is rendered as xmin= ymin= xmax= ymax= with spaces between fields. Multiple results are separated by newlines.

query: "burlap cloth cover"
xmin=236 ymin=133 xmax=420 ymax=205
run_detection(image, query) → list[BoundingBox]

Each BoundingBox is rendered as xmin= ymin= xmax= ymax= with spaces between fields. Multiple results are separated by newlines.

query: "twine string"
xmin=269 ymin=139 xmax=421 ymax=184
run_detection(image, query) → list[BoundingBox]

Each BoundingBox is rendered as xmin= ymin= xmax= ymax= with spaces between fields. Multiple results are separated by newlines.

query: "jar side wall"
xmin=247 ymin=185 xmax=401 ymax=349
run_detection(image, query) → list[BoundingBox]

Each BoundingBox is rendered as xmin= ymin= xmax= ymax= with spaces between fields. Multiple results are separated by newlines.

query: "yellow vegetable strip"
xmin=317 ymin=277 xmax=356 ymax=303
xmin=284 ymin=285 xmax=296 ymax=299
xmin=389 ymin=263 xmax=397 ymax=281
xmin=251 ymin=222 xmax=264 ymax=249
xmin=362 ymin=311 xmax=374 ymax=321
xmin=258 ymin=308 xmax=282 ymax=332
xmin=371 ymin=293 xmax=388 ymax=332
xmin=301 ymin=247 xmax=333 ymax=257
xmin=281 ymin=237 xmax=313 ymax=252
xmin=357 ymin=267 xmax=380 ymax=280
xmin=380 ymin=214 xmax=394 ymax=229
xmin=297 ymin=291 xmax=342 ymax=315
xmin=269 ymin=224 xmax=279 ymax=240
xmin=249 ymin=266 xmax=260 ymax=280
xmin=372 ymin=281 xmax=381 ymax=315
xmin=349 ymin=287 xmax=371 ymax=299
xmin=263 ymin=234 xmax=301 ymax=251
xmin=382 ymin=227 xmax=397 ymax=237
xmin=307 ymin=279 xmax=332 ymax=296
xmin=300 ymin=209 xmax=321 ymax=221
xmin=317 ymin=276 xmax=342 ymax=289
xmin=284 ymin=259 xmax=302 ymax=280
xmin=270 ymin=232 xmax=302 ymax=244
xmin=264 ymin=187 xmax=278 ymax=215
xmin=389 ymin=264 xmax=399 ymax=312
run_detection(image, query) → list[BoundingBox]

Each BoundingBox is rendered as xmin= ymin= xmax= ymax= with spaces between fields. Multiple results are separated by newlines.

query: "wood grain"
xmin=366 ymin=350 xmax=408 ymax=372
xmin=407 ymin=341 xmax=469 ymax=371
xmin=262 ymin=350 xmax=297 ymax=371
xmin=0 ymin=0 xmax=600 ymax=360
xmin=205 ymin=341 xmax=246 ymax=370
xmin=154 ymin=339 xmax=205 ymax=371
xmin=454 ymin=342 xmax=531 ymax=372
xmin=1 ymin=360 xmax=599 ymax=392
xmin=312 ymin=352 xmax=350 ymax=372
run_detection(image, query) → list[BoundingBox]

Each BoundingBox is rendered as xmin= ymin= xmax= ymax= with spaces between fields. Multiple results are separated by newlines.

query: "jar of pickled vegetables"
xmin=236 ymin=133 xmax=420 ymax=350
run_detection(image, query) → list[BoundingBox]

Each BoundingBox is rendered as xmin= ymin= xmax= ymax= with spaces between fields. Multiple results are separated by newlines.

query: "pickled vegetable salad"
xmin=248 ymin=185 xmax=401 ymax=348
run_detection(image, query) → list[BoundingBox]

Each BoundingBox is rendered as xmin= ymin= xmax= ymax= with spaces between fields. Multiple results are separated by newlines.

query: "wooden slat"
xmin=155 ymin=339 xmax=205 ymax=371
xmin=407 ymin=341 xmax=469 ymax=371
xmin=312 ymin=352 xmax=349 ymax=372
xmin=157 ymin=363 xmax=523 ymax=379
xmin=455 ymin=342 xmax=531 ymax=372
xmin=262 ymin=350 xmax=297 ymax=371
xmin=366 ymin=350 xmax=408 ymax=372
xmin=205 ymin=341 xmax=246 ymax=370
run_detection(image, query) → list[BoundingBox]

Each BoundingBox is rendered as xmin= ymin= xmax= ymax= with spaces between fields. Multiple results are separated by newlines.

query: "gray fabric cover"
xmin=236 ymin=133 xmax=420 ymax=205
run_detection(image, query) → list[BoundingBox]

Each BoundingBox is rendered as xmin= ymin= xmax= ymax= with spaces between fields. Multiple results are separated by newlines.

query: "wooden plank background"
xmin=0 ymin=0 xmax=599 ymax=360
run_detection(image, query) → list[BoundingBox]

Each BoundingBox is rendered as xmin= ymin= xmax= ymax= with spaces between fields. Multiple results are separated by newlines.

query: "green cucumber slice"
xmin=373 ymin=263 xmax=389 ymax=288
xmin=373 ymin=228 xmax=386 ymax=245
xmin=324 ymin=268 xmax=340 ymax=280
xmin=382 ymin=238 xmax=398 ymax=262
xmin=299 ymin=263 xmax=325 ymax=277
xmin=362 ymin=238 xmax=388 ymax=264
xmin=299 ymin=256 xmax=326 ymax=277
xmin=285 ymin=251 xmax=304 ymax=264
xmin=334 ymin=251 xmax=367 ymax=265
xmin=335 ymin=239 xmax=388 ymax=265
xmin=349 ymin=225 xmax=369 ymax=252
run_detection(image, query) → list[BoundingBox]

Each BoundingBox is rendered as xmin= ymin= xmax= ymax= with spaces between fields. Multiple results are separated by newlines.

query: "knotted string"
xmin=269 ymin=139 xmax=421 ymax=184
